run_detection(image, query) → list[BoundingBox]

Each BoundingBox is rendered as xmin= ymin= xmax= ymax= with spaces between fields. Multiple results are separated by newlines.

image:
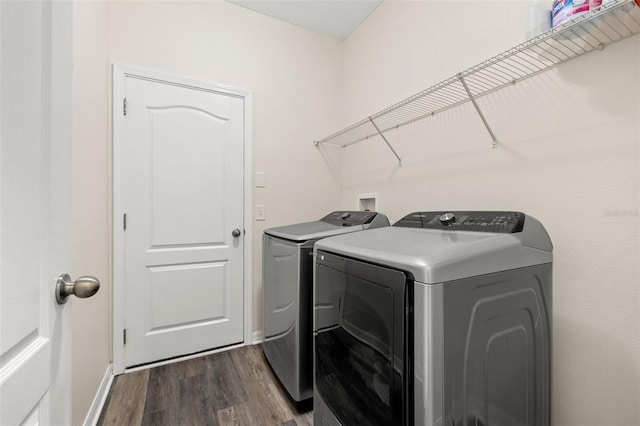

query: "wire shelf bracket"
xmin=313 ymin=0 xmax=640 ymax=161
xmin=458 ymin=73 xmax=499 ymax=149
xmin=368 ymin=117 xmax=403 ymax=165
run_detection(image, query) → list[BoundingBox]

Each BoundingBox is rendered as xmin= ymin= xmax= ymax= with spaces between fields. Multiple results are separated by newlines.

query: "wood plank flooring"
xmin=97 ymin=345 xmax=313 ymax=426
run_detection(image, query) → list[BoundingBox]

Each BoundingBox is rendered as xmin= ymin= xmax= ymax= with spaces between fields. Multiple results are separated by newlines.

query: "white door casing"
xmin=0 ymin=1 xmax=73 ymax=425
xmin=113 ymin=66 xmax=253 ymax=372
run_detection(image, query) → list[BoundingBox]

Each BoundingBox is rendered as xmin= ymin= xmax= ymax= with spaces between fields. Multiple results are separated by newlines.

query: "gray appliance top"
xmin=264 ymin=211 xmax=389 ymax=242
xmin=315 ymin=211 xmax=553 ymax=284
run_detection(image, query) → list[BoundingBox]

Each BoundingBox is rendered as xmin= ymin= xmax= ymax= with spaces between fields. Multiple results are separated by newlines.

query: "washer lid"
xmin=315 ymin=212 xmax=552 ymax=284
xmin=264 ymin=211 xmax=388 ymax=242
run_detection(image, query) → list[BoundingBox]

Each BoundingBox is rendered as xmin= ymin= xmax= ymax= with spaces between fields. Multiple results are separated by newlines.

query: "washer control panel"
xmin=394 ymin=211 xmax=525 ymax=233
xmin=321 ymin=211 xmax=378 ymax=227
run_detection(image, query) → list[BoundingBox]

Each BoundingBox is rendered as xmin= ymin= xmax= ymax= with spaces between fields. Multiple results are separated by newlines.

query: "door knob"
xmin=55 ymin=274 xmax=100 ymax=305
xmin=232 ymin=229 xmax=242 ymax=237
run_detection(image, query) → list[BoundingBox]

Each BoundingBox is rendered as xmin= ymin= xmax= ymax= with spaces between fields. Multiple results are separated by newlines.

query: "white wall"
xmin=71 ymin=1 xmax=343 ymax=422
xmin=72 ymin=1 xmax=111 ymax=424
xmin=72 ymin=1 xmax=639 ymax=424
xmin=339 ymin=1 xmax=639 ymax=425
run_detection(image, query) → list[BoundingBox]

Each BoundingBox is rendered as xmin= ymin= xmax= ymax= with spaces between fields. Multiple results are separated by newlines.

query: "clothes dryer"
xmin=263 ymin=211 xmax=389 ymax=403
xmin=313 ymin=211 xmax=552 ymax=426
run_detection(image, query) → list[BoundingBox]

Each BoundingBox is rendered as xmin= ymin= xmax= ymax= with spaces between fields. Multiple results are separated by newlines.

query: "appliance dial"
xmin=439 ymin=212 xmax=456 ymax=224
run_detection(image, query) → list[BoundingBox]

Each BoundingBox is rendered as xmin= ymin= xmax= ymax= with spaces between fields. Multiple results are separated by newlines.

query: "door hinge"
xmin=123 ymin=213 xmax=127 ymax=231
xmin=123 ymin=98 xmax=127 ymax=116
xmin=123 ymin=329 xmax=127 ymax=345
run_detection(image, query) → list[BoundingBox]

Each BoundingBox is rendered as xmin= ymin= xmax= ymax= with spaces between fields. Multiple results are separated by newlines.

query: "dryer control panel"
xmin=394 ymin=211 xmax=525 ymax=233
xmin=320 ymin=211 xmax=378 ymax=227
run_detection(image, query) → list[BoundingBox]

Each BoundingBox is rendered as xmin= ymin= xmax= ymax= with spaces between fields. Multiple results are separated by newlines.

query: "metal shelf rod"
xmin=369 ymin=117 xmax=402 ymax=166
xmin=458 ymin=74 xmax=498 ymax=149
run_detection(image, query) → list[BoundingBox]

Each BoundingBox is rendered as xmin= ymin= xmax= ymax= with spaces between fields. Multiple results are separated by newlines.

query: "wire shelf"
xmin=314 ymin=0 xmax=640 ymax=162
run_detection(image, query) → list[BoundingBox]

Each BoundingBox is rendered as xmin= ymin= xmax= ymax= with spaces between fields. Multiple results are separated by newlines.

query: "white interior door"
xmin=0 ymin=1 xmax=74 ymax=425
xmin=119 ymin=73 xmax=245 ymax=368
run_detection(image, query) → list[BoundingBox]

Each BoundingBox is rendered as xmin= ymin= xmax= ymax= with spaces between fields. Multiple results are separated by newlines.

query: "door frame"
xmin=111 ymin=64 xmax=253 ymax=375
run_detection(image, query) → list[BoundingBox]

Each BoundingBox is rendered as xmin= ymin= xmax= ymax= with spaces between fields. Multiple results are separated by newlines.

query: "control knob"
xmin=439 ymin=212 xmax=456 ymax=225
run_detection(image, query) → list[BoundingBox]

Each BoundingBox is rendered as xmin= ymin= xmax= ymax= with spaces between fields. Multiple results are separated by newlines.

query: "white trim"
xmin=243 ymin=90 xmax=254 ymax=352
xmin=252 ymin=330 xmax=264 ymax=345
xmin=82 ymin=364 xmax=113 ymax=426
xmin=111 ymin=64 xmax=253 ymax=374
xmin=112 ymin=64 xmax=126 ymax=376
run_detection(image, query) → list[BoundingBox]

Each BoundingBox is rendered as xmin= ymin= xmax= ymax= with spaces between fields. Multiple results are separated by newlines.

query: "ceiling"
xmin=226 ymin=0 xmax=383 ymax=40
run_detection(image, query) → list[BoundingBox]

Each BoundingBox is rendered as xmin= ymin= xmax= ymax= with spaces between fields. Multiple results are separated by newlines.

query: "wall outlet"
xmin=255 ymin=204 xmax=266 ymax=221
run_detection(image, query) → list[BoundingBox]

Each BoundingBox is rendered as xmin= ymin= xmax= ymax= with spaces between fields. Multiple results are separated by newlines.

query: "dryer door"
xmin=314 ymin=251 xmax=411 ymax=426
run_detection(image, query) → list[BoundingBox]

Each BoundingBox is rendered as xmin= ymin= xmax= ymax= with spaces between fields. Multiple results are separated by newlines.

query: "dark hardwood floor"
xmin=97 ymin=345 xmax=313 ymax=426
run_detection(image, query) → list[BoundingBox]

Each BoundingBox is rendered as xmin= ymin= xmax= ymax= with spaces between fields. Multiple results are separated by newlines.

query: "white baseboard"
xmin=252 ymin=330 xmax=263 ymax=345
xmin=83 ymin=364 xmax=113 ymax=426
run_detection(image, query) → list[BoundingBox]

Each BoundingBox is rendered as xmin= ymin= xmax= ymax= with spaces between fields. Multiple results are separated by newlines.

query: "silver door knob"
xmin=55 ymin=274 xmax=100 ymax=305
xmin=232 ymin=229 xmax=242 ymax=237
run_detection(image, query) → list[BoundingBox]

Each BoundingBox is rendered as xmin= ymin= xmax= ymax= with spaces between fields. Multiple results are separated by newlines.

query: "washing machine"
xmin=313 ymin=211 xmax=552 ymax=426
xmin=263 ymin=210 xmax=390 ymax=403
